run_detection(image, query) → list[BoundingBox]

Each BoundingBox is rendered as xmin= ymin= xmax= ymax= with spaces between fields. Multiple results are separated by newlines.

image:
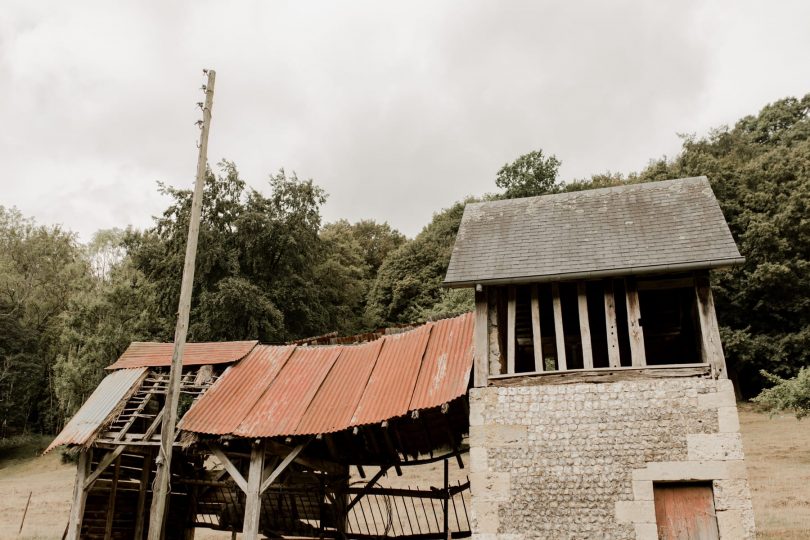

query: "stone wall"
xmin=468 ymin=377 xmax=755 ymax=539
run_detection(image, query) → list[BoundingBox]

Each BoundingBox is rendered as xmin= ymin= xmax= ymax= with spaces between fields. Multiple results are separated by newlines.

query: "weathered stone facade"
xmin=468 ymin=377 xmax=755 ymax=539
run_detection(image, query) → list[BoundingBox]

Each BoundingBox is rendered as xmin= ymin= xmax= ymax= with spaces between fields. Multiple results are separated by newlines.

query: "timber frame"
xmin=473 ymin=270 xmax=728 ymax=387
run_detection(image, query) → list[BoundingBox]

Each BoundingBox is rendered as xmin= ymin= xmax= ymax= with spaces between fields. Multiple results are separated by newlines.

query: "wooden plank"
xmin=473 ymin=289 xmax=489 ymax=387
xmin=209 ymin=445 xmax=247 ymax=493
xmin=637 ymin=276 xmax=694 ymax=291
xmin=603 ymin=280 xmax=621 ymax=368
xmin=346 ymin=466 xmax=390 ymax=511
xmin=133 ymin=451 xmax=152 ymax=540
xmin=506 ymin=286 xmax=516 ymax=374
xmin=489 ymin=364 xmax=711 ymax=386
xmin=67 ymin=449 xmax=91 ymax=540
xmin=654 ymin=483 xmax=719 ymax=540
xmin=242 ymin=441 xmax=265 ymax=540
xmin=103 ymin=457 xmax=121 ymax=540
xmin=551 ymin=283 xmax=567 ymax=370
xmin=84 ymin=446 xmax=125 ymax=491
xmin=260 ymin=442 xmax=306 ymax=494
xmin=625 ymin=277 xmax=646 ymax=366
xmin=694 ymin=273 xmax=728 ymax=379
xmin=577 ymin=282 xmax=594 ymax=369
xmin=530 ymin=285 xmax=543 ymax=372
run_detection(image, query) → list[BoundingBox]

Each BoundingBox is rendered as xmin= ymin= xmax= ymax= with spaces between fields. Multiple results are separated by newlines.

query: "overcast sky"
xmin=2 ymin=1 xmax=809 ymax=241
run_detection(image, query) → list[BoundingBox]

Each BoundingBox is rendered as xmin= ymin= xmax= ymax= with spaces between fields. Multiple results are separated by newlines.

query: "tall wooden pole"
xmin=147 ymin=69 xmax=216 ymax=540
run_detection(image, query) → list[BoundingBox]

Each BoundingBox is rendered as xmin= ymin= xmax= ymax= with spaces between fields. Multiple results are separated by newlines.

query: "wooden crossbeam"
xmin=347 ymin=466 xmax=390 ymax=511
xmin=260 ymin=442 xmax=306 ymax=494
xmin=603 ymin=280 xmax=621 ymax=368
xmin=625 ymin=277 xmax=646 ymax=366
xmin=506 ymin=286 xmax=516 ymax=374
xmin=577 ymin=282 xmax=594 ymax=369
xmin=209 ymin=446 xmax=247 ymax=493
xmin=530 ymin=285 xmax=543 ymax=372
xmin=551 ymin=283 xmax=567 ymax=370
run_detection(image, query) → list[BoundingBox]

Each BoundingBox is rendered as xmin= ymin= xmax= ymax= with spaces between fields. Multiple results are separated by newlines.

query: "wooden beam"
xmin=530 ymin=285 xmax=543 ymax=372
xmin=103 ymin=457 xmax=121 ymax=540
xmin=66 ymin=449 xmax=91 ymax=540
xmin=603 ymin=280 xmax=621 ymax=368
xmin=506 ymin=286 xmax=516 ymax=374
xmin=209 ymin=445 xmax=247 ymax=493
xmin=133 ymin=450 xmax=152 ymax=540
xmin=551 ymin=283 xmax=567 ymax=371
xmin=260 ymin=442 xmax=306 ymax=494
xmin=473 ymin=288 xmax=489 ymax=387
xmin=489 ymin=363 xmax=711 ymax=386
xmin=625 ymin=277 xmax=646 ymax=366
xmin=347 ymin=466 xmax=390 ymax=511
xmin=577 ymin=282 xmax=594 ymax=369
xmin=84 ymin=446 xmax=125 ymax=491
xmin=694 ymin=273 xmax=728 ymax=379
xmin=637 ymin=276 xmax=694 ymax=291
xmin=265 ymin=439 xmax=340 ymax=474
xmin=242 ymin=441 xmax=266 ymax=540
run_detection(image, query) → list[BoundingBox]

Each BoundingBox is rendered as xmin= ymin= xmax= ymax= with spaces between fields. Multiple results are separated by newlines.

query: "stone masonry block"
xmin=632 ymin=461 xmax=729 ymax=481
xmin=632 ymin=480 xmax=654 ymax=501
xmin=469 ymin=402 xmax=485 ymax=427
xmin=469 ymin=471 xmax=511 ymax=502
xmin=687 ymin=433 xmax=744 ymax=461
xmin=469 ymin=424 xmax=527 ymax=448
xmin=717 ymin=406 xmax=740 ymax=433
xmin=471 ymin=499 xmax=500 ymax=533
xmin=713 ymin=479 xmax=754 ymax=511
xmin=469 ymin=446 xmax=488 ymax=474
xmin=716 ymin=509 xmax=754 ymax=540
xmin=615 ymin=500 xmax=656 ymax=524
xmin=634 ymin=523 xmax=659 ymax=540
xmin=697 ymin=387 xmax=736 ymax=409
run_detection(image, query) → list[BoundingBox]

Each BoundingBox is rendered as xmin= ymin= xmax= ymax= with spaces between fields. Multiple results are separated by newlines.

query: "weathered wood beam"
xmin=625 ymin=277 xmax=646 ymax=366
xmin=694 ymin=273 xmax=728 ymax=379
xmin=209 ymin=445 xmax=247 ymax=493
xmin=506 ymin=286 xmax=516 ymax=374
xmin=551 ymin=283 xmax=567 ymax=370
xmin=103 ymin=457 xmax=121 ymax=540
xmin=637 ymin=276 xmax=695 ymax=291
xmin=603 ymin=280 xmax=621 ymax=368
xmin=489 ymin=363 xmax=711 ymax=386
xmin=577 ymin=282 xmax=594 ymax=369
xmin=242 ymin=441 xmax=266 ymax=540
xmin=346 ymin=466 xmax=390 ymax=512
xmin=530 ymin=285 xmax=543 ymax=372
xmin=133 ymin=450 xmax=152 ymax=540
xmin=265 ymin=439 xmax=341 ymax=474
xmin=473 ymin=288 xmax=489 ymax=387
xmin=66 ymin=449 xmax=91 ymax=540
xmin=260 ymin=442 xmax=306 ymax=494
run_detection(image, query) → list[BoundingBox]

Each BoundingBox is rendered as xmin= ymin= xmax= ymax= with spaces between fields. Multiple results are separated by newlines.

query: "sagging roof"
xmin=45 ymin=368 xmax=146 ymax=453
xmin=178 ymin=312 xmax=474 ymax=437
xmin=106 ymin=340 xmax=258 ymax=370
xmin=444 ymin=176 xmax=744 ymax=287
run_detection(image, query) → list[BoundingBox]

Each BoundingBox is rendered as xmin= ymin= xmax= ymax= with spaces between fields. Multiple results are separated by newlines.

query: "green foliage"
xmin=753 ymin=368 xmax=810 ymax=419
xmin=495 ymin=149 xmax=562 ymax=198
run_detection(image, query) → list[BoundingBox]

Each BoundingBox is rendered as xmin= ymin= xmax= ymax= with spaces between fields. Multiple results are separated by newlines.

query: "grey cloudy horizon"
xmin=2 ymin=1 xmax=809 ymax=242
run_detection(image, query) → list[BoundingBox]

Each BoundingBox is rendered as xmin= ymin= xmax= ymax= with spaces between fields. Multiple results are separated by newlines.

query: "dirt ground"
xmin=1 ymin=407 xmax=808 ymax=539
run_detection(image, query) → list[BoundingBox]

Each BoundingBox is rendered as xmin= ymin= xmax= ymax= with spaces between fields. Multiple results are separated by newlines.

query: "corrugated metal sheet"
xmin=45 ymin=368 xmax=147 ymax=453
xmin=179 ymin=313 xmax=474 ymax=438
xmin=107 ymin=340 xmax=258 ymax=370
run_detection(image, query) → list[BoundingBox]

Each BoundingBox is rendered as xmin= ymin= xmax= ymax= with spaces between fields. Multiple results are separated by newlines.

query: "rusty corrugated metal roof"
xmin=106 ymin=340 xmax=258 ymax=370
xmin=179 ymin=313 xmax=474 ymax=438
xmin=45 ymin=368 xmax=146 ymax=453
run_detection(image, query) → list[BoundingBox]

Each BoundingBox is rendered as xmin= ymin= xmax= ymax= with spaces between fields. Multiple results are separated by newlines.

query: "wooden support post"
xmin=694 ymin=273 xmax=728 ymax=379
xmin=473 ymin=288 xmax=489 ymax=387
xmin=488 ymin=288 xmax=503 ymax=376
xmin=577 ymin=282 xmax=594 ymax=369
xmin=506 ymin=286 xmax=516 ymax=374
xmin=443 ymin=458 xmax=450 ymax=540
xmin=603 ymin=280 xmax=621 ymax=368
xmin=243 ymin=441 xmax=266 ymax=540
xmin=551 ymin=283 xmax=567 ymax=371
xmin=134 ymin=450 xmax=152 ymax=540
xmin=209 ymin=446 xmax=247 ymax=493
xmin=104 ymin=456 xmax=121 ymax=540
xmin=67 ymin=449 xmax=91 ymax=540
xmin=530 ymin=285 xmax=543 ymax=372
xmin=148 ymin=69 xmax=216 ymax=540
xmin=625 ymin=277 xmax=646 ymax=366
xmin=260 ymin=443 xmax=306 ymax=494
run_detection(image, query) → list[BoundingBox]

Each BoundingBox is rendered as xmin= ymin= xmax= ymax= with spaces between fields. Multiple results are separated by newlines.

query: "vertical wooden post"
xmin=530 ymin=285 xmax=543 ymax=372
xmin=148 ymin=70 xmax=216 ymax=540
xmin=473 ymin=288 xmax=489 ymax=387
xmin=488 ymin=289 xmax=503 ymax=375
xmin=551 ymin=283 xmax=567 ymax=371
xmin=695 ymin=273 xmax=728 ymax=378
xmin=506 ymin=286 xmax=516 ymax=374
xmin=134 ymin=450 xmax=152 ymax=540
xmin=603 ymin=280 xmax=621 ymax=368
xmin=576 ymin=282 xmax=594 ymax=369
xmin=443 ymin=458 xmax=450 ymax=540
xmin=67 ymin=449 xmax=91 ymax=540
xmin=243 ymin=441 xmax=266 ymax=540
xmin=104 ymin=456 xmax=121 ymax=540
xmin=625 ymin=277 xmax=646 ymax=366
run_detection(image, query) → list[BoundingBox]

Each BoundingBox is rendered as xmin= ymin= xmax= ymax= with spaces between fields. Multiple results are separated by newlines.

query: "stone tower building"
xmin=444 ymin=177 xmax=756 ymax=539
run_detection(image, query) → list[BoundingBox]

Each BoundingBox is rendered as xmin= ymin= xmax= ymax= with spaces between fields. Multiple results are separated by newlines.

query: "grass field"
xmin=1 ymin=406 xmax=808 ymax=539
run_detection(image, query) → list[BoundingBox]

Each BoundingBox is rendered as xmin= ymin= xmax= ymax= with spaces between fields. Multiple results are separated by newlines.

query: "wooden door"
xmin=653 ymin=482 xmax=719 ymax=540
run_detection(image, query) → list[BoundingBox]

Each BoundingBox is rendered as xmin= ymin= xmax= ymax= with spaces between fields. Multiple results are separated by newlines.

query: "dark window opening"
xmin=639 ymin=286 xmax=701 ymax=365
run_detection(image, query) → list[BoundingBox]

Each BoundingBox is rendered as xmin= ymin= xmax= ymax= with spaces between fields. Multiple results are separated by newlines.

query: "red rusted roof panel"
xmin=178 ymin=345 xmax=295 ymax=435
xmin=350 ymin=324 xmax=432 ymax=426
xmin=410 ymin=312 xmax=474 ymax=411
xmin=107 ymin=340 xmax=258 ymax=370
xmin=295 ymin=339 xmax=384 ymax=435
xmin=234 ymin=347 xmax=342 ymax=437
xmin=45 ymin=368 xmax=146 ymax=453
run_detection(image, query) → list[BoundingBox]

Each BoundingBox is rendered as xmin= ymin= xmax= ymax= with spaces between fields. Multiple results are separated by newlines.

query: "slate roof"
xmin=444 ymin=176 xmax=743 ymax=287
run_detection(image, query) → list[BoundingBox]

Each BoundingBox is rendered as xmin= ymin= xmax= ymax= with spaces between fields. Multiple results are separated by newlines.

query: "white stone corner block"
xmin=632 ymin=480 xmax=654 ymax=501
xmin=632 ymin=461 xmax=729 ymax=481
xmin=469 ymin=446 xmax=489 ymax=473
xmin=687 ymin=433 xmax=744 ymax=461
xmin=634 ymin=522 xmax=659 ymax=540
xmin=469 ymin=471 xmax=511 ymax=502
xmin=697 ymin=388 xmax=737 ymax=409
xmin=615 ymin=500 xmax=656 ymax=524
xmin=717 ymin=406 xmax=741 ymax=433
xmin=716 ymin=509 xmax=754 ymax=540
xmin=470 ymin=499 xmax=500 ymax=534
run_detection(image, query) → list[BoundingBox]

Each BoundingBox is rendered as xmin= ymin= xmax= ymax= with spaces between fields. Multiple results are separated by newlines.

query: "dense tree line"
xmin=1 ymin=93 xmax=807 ymax=438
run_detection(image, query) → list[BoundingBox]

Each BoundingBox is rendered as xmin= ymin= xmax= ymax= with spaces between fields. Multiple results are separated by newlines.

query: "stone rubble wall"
xmin=468 ymin=377 xmax=755 ymax=540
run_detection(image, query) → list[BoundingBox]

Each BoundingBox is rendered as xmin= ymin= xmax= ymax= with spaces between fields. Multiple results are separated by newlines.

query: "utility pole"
xmin=147 ymin=69 xmax=216 ymax=540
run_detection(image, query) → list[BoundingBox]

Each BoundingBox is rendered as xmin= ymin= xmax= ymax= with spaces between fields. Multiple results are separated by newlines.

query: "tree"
xmin=495 ymin=150 xmax=562 ymax=198
xmin=753 ymin=368 xmax=810 ymax=419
